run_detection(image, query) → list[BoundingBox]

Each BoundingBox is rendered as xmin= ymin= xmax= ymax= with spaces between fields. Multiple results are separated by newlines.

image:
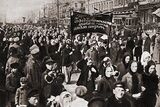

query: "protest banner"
xmin=71 ymin=12 xmax=113 ymax=35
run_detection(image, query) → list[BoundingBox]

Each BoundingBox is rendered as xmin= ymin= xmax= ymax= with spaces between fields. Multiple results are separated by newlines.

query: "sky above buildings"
xmin=0 ymin=0 xmax=52 ymax=23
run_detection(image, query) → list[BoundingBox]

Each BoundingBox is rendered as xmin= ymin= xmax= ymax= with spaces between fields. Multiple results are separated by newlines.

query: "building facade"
xmin=112 ymin=0 xmax=160 ymax=31
xmin=85 ymin=0 xmax=113 ymax=14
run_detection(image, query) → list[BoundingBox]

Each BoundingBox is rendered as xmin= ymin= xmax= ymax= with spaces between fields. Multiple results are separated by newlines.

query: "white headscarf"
xmin=59 ymin=91 xmax=72 ymax=107
xmin=141 ymin=51 xmax=151 ymax=67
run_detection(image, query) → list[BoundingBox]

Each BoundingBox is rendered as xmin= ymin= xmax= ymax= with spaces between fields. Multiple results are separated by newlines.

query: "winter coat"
xmin=107 ymin=96 xmax=131 ymax=107
xmin=5 ymin=55 xmax=20 ymax=75
xmin=72 ymin=44 xmax=82 ymax=63
xmin=153 ymin=36 xmax=160 ymax=63
xmin=15 ymin=86 xmax=30 ymax=106
xmin=144 ymin=36 xmax=151 ymax=52
xmin=126 ymin=39 xmax=135 ymax=54
xmin=116 ymin=53 xmax=131 ymax=80
xmin=41 ymin=69 xmax=65 ymax=100
xmin=77 ymin=59 xmax=99 ymax=92
xmin=96 ymin=76 xmax=116 ymax=99
xmin=142 ymin=73 xmax=159 ymax=107
xmin=61 ymin=47 xmax=73 ymax=67
xmin=122 ymin=72 xmax=143 ymax=107
xmin=134 ymin=39 xmax=143 ymax=57
xmin=6 ymin=72 xmax=22 ymax=102
xmin=85 ymin=48 xmax=99 ymax=67
xmin=122 ymin=72 xmax=143 ymax=95
xmin=24 ymin=55 xmax=42 ymax=90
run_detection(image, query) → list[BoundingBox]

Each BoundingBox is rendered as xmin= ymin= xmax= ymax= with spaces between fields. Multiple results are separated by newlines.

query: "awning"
xmin=152 ymin=8 xmax=160 ymax=17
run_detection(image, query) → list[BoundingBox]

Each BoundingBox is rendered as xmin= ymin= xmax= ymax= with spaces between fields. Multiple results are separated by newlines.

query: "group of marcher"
xmin=0 ymin=24 xmax=160 ymax=107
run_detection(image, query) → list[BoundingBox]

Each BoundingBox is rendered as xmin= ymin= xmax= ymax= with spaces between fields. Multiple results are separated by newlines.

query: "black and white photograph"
xmin=0 ymin=0 xmax=160 ymax=107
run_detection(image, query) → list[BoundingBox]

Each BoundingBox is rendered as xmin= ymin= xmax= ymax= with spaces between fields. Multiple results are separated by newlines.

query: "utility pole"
xmin=43 ymin=4 xmax=46 ymax=18
xmin=88 ymin=0 xmax=90 ymax=14
xmin=57 ymin=0 xmax=60 ymax=30
xmin=39 ymin=10 xmax=41 ymax=20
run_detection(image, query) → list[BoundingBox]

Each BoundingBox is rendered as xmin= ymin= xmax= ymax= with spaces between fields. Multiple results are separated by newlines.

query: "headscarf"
xmin=122 ymin=52 xmax=131 ymax=69
xmin=128 ymin=61 xmax=139 ymax=94
xmin=145 ymin=60 xmax=156 ymax=75
xmin=141 ymin=51 xmax=151 ymax=67
xmin=59 ymin=91 xmax=72 ymax=107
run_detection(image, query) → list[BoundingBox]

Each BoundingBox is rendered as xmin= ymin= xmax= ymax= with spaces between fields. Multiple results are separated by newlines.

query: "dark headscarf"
xmin=145 ymin=60 xmax=156 ymax=75
xmin=122 ymin=52 xmax=131 ymax=69
xmin=128 ymin=61 xmax=139 ymax=94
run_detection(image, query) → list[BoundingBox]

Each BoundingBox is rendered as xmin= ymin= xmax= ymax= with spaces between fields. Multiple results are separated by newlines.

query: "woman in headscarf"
xmin=116 ymin=52 xmax=131 ymax=80
xmin=99 ymin=57 xmax=116 ymax=78
xmin=142 ymin=60 xmax=159 ymax=107
xmin=122 ymin=61 xmax=145 ymax=107
xmin=57 ymin=91 xmax=72 ymax=107
xmin=96 ymin=66 xmax=116 ymax=99
xmin=141 ymin=51 xmax=151 ymax=69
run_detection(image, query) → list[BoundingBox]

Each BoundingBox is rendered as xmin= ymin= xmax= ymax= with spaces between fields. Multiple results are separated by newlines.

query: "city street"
xmin=1 ymin=0 xmax=160 ymax=107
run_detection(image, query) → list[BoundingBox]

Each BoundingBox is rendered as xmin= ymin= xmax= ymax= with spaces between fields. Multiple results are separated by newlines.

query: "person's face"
xmin=62 ymin=94 xmax=72 ymax=105
xmin=130 ymin=62 xmax=137 ymax=73
xmin=148 ymin=65 xmax=156 ymax=74
xmin=113 ymin=87 xmax=125 ymax=99
xmin=46 ymin=63 xmax=53 ymax=70
xmin=105 ymin=67 xmax=112 ymax=78
xmin=11 ymin=68 xmax=18 ymax=74
xmin=87 ymin=59 xmax=92 ymax=66
xmin=144 ymin=56 xmax=151 ymax=63
xmin=128 ymin=37 xmax=131 ymax=40
xmin=120 ymin=45 xmax=125 ymax=49
xmin=125 ymin=56 xmax=130 ymax=64
xmin=20 ymin=82 xmax=27 ymax=87
xmin=28 ymin=96 xmax=39 ymax=106
xmin=66 ymin=44 xmax=70 ymax=49
xmin=48 ymin=70 xmax=56 ymax=77
xmin=77 ymin=36 xmax=81 ymax=41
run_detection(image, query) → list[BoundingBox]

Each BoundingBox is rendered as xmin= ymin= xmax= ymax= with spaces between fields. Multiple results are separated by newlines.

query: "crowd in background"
xmin=0 ymin=24 xmax=160 ymax=107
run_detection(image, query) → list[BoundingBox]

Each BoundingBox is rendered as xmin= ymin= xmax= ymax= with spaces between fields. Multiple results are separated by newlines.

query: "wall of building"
xmin=85 ymin=0 xmax=113 ymax=14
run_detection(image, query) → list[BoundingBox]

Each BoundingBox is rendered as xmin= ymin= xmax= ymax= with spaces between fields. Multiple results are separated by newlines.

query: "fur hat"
xmin=30 ymin=44 xmax=40 ymax=54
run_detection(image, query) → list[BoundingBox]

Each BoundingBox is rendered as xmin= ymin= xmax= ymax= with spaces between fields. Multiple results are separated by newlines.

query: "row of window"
xmin=89 ymin=0 xmax=114 ymax=12
xmin=114 ymin=18 xmax=138 ymax=26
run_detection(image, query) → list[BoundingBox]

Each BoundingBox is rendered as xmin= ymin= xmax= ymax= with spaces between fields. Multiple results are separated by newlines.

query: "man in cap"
xmin=61 ymin=39 xmax=74 ymax=83
xmin=24 ymin=44 xmax=42 ymax=90
xmin=107 ymin=81 xmax=131 ymax=107
xmin=41 ymin=57 xmax=65 ymax=106
xmin=6 ymin=62 xmax=22 ymax=107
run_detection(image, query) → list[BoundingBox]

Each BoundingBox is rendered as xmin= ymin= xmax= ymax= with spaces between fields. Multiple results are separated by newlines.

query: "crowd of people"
xmin=0 ymin=23 xmax=160 ymax=107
